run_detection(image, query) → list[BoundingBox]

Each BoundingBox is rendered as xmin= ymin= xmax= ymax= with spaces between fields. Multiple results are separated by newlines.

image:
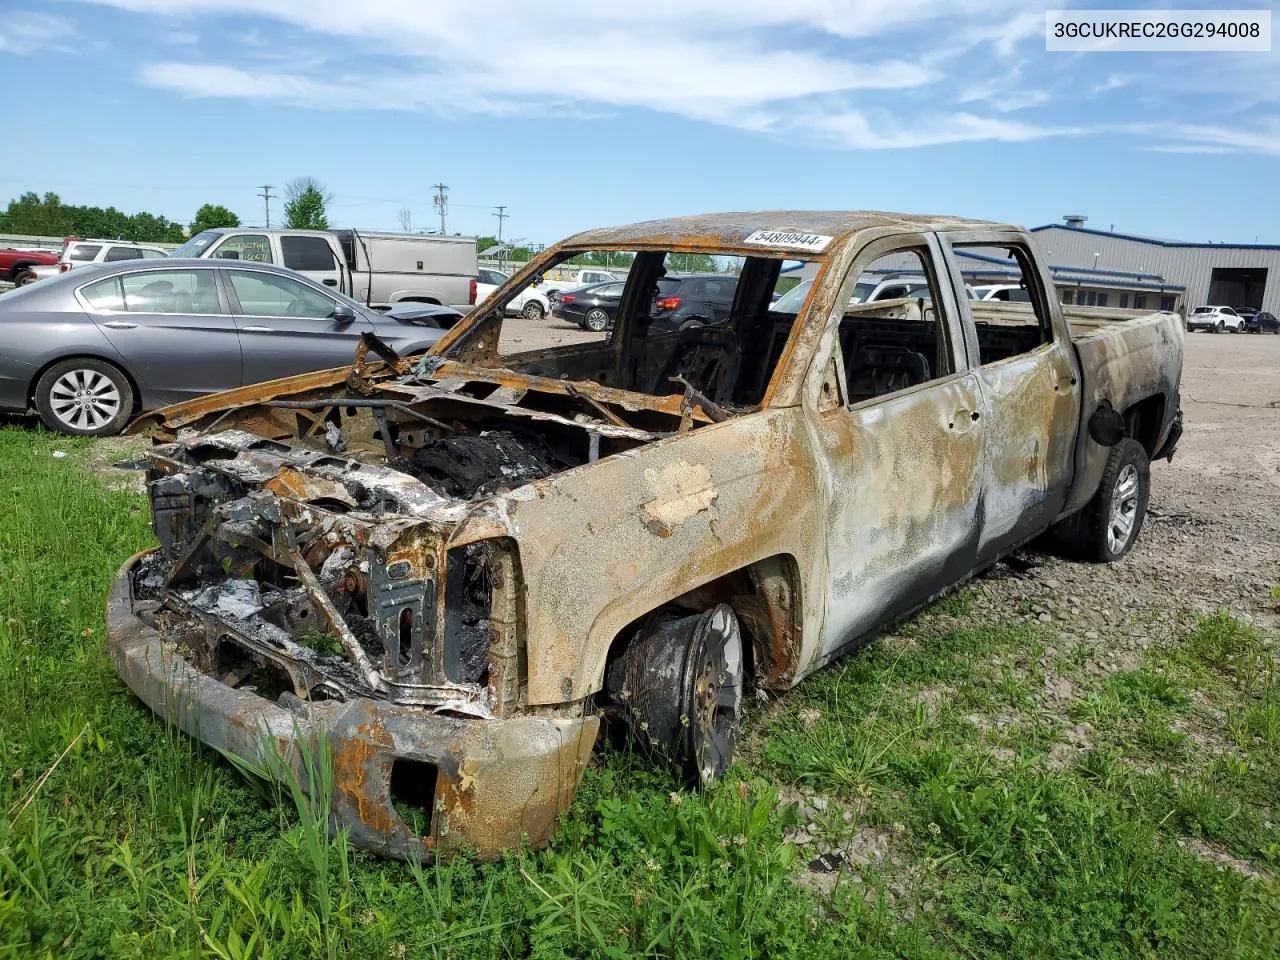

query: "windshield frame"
xmin=169 ymin=230 xmax=224 ymax=259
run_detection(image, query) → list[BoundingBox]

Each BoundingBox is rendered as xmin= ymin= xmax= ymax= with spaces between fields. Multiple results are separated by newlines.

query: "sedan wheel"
xmin=584 ymin=308 xmax=609 ymax=332
xmin=35 ymin=359 xmax=134 ymax=436
xmin=521 ymin=299 xmax=545 ymax=320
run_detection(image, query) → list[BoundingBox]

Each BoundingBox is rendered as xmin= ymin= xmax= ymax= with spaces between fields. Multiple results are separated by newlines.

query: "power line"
xmin=432 ymin=183 xmax=449 ymax=235
xmin=258 ymin=185 xmax=275 ymax=229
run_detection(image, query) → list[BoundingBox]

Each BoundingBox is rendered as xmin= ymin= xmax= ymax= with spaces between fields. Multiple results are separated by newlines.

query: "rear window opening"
xmin=389 ymin=758 xmax=438 ymax=837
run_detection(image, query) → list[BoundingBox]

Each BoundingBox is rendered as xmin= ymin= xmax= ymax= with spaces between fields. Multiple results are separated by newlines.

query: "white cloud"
xmin=1139 ymin=121 xmax=1280 ymax=156
xmin=0 ymin=13 xmax=76 ymax=54
xmin=958 ymin=63 xmax=1050 ymax=113
xmin=801 ymin=109 xmax=1073 ymax=149
xmin=1090 ymin=74 xmax=1135 ymax=96
xmin=74 ymin=0 xmax=1280 ymax=157
xmin=92 ymin=0 xmax=1014 ymax=125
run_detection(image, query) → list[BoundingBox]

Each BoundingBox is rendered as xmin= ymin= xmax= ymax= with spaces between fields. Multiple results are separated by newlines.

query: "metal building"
xmin=1031 ymin=216 xmax=1280 ymax=314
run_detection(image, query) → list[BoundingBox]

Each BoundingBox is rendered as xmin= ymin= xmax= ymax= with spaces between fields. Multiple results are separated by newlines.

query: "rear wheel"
xmin=1216 ymin=319 xmax=1225 ymax=333
xmin=608 ymin=604 xmax=744 ymax=786
xmin=34 ymin=358 xmax=134 ymax=436
xmin=14 ymin=269 xmax=37 ymax=286
xmin=521 ymin=299 xmax=546 ymax=320
xmin=584 ymin=308 xmax=609 ymax=332
xmin=1078 ymin=438 xmax=1150 ymax=562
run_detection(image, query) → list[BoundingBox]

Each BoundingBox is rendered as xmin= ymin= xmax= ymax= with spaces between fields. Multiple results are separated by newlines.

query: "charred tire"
xmin=1078 ymin=438 xmax=1150 ymax=563
xmin=584 ymin=308 xmax=609 ymax=332
xmin=521 ymin=299 xmax=546 ymax=320
xmin=609 ymin=604 xmax=744 ymax=786
xmin=34 ymin=358 xmax=134 ymax=436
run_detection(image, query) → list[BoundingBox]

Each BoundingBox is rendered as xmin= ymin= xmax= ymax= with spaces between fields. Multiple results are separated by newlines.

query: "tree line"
xmin=0 ymin=178 xmax=335 ymax=243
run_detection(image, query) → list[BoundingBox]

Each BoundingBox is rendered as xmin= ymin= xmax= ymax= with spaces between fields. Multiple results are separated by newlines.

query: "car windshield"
xmin=771 ymin=278 xmax=812 ymax=313
xmin=170 ymin=231 xmax=222 ymax=258
xmin=850 ymin=281 xmax=878 ymax=303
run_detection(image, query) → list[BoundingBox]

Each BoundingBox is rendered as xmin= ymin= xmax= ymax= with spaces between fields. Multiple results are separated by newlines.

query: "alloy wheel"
xmin=48 ymin=369 xmax=121 ymax=432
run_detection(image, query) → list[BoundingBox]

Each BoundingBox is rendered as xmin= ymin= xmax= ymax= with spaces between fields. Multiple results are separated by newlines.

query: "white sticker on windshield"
xmin=742 ymin=230 xmax=833 ymax=252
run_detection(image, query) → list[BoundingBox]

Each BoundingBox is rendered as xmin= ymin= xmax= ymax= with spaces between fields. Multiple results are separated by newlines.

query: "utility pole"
xmin=258 ymin=185 xmax=275 ymax=228
xmin=492 ymin=205 xmax=508 ymax=266
xmin=432 ymin=183 xmax=449 ymax=234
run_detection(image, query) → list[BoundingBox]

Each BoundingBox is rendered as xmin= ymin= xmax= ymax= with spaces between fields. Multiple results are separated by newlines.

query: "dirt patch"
xmin=1178 ymin=836 xmax=1272 ymax=882
xmin=84 ymin=435 xmax=150 ymax=494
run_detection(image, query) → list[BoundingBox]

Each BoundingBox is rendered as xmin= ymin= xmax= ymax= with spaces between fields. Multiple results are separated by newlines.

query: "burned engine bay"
xmin=131 ymin=364 xmax=716 ymax=717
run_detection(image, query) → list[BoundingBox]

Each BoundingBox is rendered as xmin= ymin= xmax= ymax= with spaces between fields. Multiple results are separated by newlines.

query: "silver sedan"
xmin=0 ymin=258 xmax=458 ymax=435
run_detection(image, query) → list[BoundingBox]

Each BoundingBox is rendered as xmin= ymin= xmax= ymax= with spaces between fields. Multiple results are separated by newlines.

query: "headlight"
xmin=444 ymin=539 xmax=523 ymax=714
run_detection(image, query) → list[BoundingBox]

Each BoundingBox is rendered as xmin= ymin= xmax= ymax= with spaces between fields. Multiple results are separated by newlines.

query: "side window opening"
xmin=68 ymin=244 xmax=101 ymax=262
xmin=955 ymin=243 xmax=1052 ymax=365
xmin=835 ymin=247 xmax=955 ymax=406
xmin=281 ymin=236 xmax=337 ymax=272
xmin=213 ymin=235 xmax=273 ymax=264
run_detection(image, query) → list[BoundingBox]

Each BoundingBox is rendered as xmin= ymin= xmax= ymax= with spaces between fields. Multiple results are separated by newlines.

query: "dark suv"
xmin=649 ymin=273 xmax=739 ymax=333
xmin=1241 ymin=310 xmax=1280 ymax=334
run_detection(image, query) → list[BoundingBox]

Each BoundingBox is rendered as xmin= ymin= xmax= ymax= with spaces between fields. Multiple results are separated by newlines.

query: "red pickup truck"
xmin=0 ymin=247 xmax=60 ymax=285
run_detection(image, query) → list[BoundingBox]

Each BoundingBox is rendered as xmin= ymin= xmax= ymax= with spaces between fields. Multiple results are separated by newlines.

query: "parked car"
xmin=1239 ymin=309 xmax=1280 ymax=334
xmin=107 ymin=210 xmax=1183 ymax=859
xmin=554 ymin=280 xmax=625 ymax=330
xmin=60 ymin=239 xmax=170 ymax=272
xmin=771 ymin=276 xmax=976 ymax=315
xmin=648 ymin=273 xmax=739 ymax=332
xmin=475 ymin=266 xmax=552 ymax=320
xmin=543 ymin=268 xmax=623 ymax=304
xmin=970 ymin=283 xmax=1031 ymax=302
xmin=1187 ymin=305 xmax=1244 ymax=333
xmin=24 ymin=262 xmax=63 ymax=284
xmin=171 ymin=228 xmax=478 ymax=312
xmin=0 ymin=258 xmax=457 ymax=436
xmin=0 ymin=246 xmax=60 ymax=285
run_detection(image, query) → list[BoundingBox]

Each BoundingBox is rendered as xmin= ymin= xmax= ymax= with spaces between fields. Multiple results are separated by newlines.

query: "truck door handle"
xmin=323 ymin=279 xmax=337 ymax=286
xmin=241 ymin=325 xmax=274 ymax=333
xmin=101 ymin=321 xmax=137 ymax=329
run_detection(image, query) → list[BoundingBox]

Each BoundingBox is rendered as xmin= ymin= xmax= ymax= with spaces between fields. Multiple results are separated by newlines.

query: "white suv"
xmin=24 ymin=241 xmax=168 ymax=284
xmin=475 ymin=266 xmax=553 ymax=320
xmin=1187 ymin=305 xmax=1244 ymax=333
xmin=58 ymin=240 xmax=169 ymax=273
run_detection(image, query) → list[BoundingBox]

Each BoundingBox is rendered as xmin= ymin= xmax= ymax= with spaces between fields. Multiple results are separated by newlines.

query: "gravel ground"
xmin=968 ymin=330 xmax=1280 ymax=662
xmin=498 ymin=309 xmax=608 ymax=353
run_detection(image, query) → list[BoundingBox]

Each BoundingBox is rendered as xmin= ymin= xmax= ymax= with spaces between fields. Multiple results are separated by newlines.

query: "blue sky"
xmin=1 ymin=1 xmax=1278 ymax=245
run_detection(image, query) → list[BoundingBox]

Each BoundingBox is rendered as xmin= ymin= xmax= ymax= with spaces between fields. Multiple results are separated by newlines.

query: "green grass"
xmin=1 ymin=424 xmax=1279 ymax=958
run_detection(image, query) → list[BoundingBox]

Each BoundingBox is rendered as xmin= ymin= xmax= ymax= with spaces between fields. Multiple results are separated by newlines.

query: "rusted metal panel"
xmin=105 ymin=210 xmax=1185 ymax=858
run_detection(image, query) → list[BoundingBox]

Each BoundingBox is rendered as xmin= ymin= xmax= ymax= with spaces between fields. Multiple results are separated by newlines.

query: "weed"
xmin=1184 ymin=612 xmax=1267 ymax=683
xmin=928 ymin=587 xmax=976 ymax=618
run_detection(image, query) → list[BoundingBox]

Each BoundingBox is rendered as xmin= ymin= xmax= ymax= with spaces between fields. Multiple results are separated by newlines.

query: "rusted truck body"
xmin=106 ymin=211 xmax=1183 ymax=859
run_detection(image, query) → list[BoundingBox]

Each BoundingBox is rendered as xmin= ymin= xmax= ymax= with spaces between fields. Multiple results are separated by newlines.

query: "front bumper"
xmin=106 ymin=550 xmax=599 ymax=860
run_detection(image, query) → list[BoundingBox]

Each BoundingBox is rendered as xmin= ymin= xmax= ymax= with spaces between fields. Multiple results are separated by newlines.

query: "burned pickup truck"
xmin=107 ymin=212 xmax=1183 ymax=858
